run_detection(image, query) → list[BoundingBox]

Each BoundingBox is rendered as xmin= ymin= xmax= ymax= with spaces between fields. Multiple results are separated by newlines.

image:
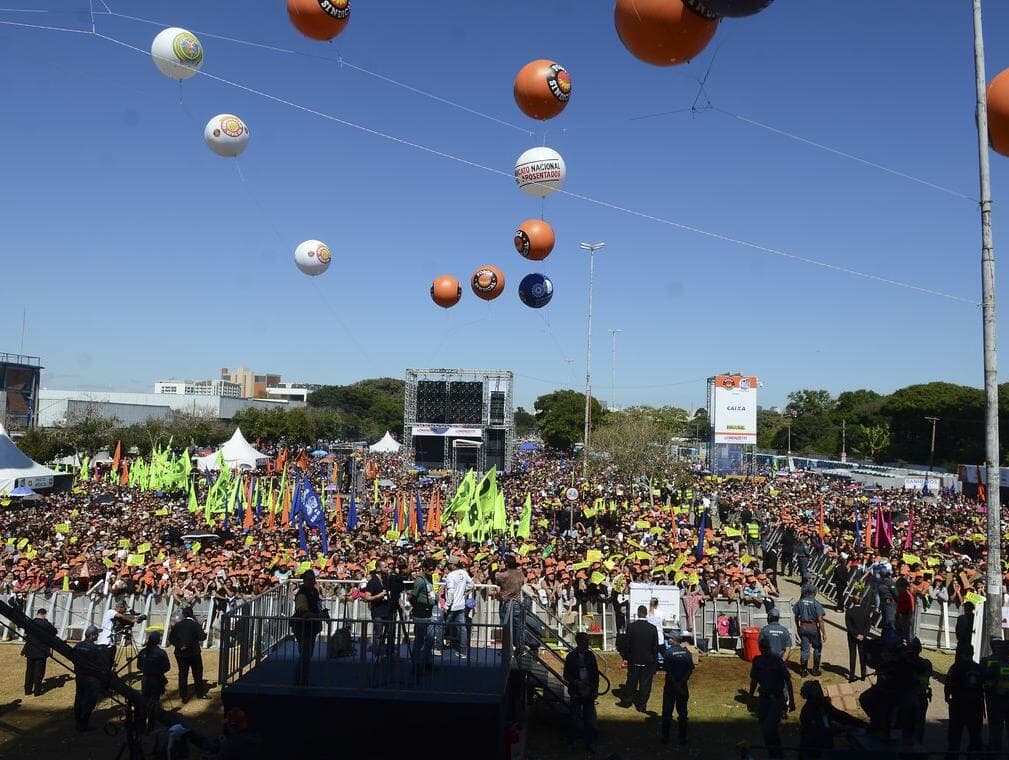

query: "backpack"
xmin=327 ymin=627 xmax=354 ymax=658
xmin=716 ymin=615 xmax=731 ymax=637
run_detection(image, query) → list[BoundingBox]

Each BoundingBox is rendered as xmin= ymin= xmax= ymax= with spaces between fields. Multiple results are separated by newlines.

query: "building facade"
xmin=154 ymin=379 xmax=242 ymax=398
xmin=221 ymin=367 xmax=281 ymax=399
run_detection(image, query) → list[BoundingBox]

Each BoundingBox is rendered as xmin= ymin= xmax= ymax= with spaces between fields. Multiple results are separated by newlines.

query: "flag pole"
xmin=972 ymin=0 xmax=1002 ymax=655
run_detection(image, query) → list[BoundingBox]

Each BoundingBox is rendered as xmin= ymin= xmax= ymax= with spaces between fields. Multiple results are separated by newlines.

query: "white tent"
xmin=0 ymin=424 xmax=58 ymax=493
xmin=369 ymin=431 xmax=402 ymax=453
xmin=196 ymin=427 xmax=269 ymax=471
xmin=54 ymin=450 xmax=113 ymax=468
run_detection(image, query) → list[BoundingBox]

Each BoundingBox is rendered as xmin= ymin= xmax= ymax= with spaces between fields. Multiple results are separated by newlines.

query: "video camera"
xmin=113 ymin=609 xmax=146 ymax=635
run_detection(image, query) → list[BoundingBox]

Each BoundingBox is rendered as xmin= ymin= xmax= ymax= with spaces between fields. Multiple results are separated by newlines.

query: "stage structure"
xmin=0 ymin=352 xmax=42 ymax=430
xmin=707 ymin=373 xmax=758 ymax=476
xmin=404 ymin=369 xmax=514 ymax=472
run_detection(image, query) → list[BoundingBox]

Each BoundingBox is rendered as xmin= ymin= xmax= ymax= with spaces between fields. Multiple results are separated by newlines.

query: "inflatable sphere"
xmin=518 ymin=273 xmax=553 ymax=309
xmin=514 ymin=219 xmax=555 ymax=261
xmin=614 ymin=0 xmax=718 ymax=67
xmin=431 ymin=275 xmax=462 ymax=308
xmin=989 ymin=68 xmax=1009 ymax=158
xmin=294 ymin=239 xmax=332 ymax=276
xmin=514 ymin=59 xmax=571 ymax=120
xmin=287 ymin=0 xmax=350 ymax=41
xmin=514 ymin=147 xmax=566 ymax=198
xmin=471 ymin=265 xmax=505 ymax=301
xmin=151 ymin=27 xmax=204 ymax=80
xmin=204 ymin=114 xmax=250 ymax=158
xmin=682 ymin=0 xmax=773 ymax=18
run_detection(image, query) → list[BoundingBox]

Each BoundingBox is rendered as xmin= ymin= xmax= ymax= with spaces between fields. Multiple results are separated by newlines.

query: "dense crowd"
xmin=0 ymin=445 xmax=1001 ymax=625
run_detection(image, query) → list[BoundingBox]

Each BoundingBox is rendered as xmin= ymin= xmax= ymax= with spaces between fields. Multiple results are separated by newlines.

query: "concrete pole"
xmin=580 ymin=243 xmax=605 ymax=476
xmin=972 ymin=0 xmax=1002 ymax=652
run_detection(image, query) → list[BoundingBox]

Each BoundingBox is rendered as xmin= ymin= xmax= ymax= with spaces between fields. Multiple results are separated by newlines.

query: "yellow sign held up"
xmin=126 ymin=554 xmax=146 ymax=567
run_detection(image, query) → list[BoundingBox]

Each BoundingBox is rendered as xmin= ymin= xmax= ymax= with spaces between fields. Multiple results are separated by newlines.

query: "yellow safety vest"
xmin=747 ymin=522 xmax=760 ymax=539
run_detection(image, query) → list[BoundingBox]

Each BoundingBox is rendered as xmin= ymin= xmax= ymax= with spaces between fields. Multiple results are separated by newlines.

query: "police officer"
xmin=745 ymin=518 xmax=761 ymax=558
xmin=758 ymin=608 xmax=792 ymax=662
xmin=137 ymin=631 xmax=170 ymax=733
xmin=660 ymin=630 xmax=694 ymax=746
xmin=876 ymin=568 xmax=897 ymax=634
xmin=748 ymin=638 xmax=795 ymax=759
xmin=21 ymin=607 xmax=57 ymax=696
xmin=897 ymin=637 xmax=932 ymax=747
xmin=793 ymin=586 xmax=826 ymax=677
xmin=844 ymin=596 xmax=871 ymax=683
xmin=982 ymin=638 xmax=1009 ymax=751
xmin=945 ymin=644 xmax=985 ymax=758
xmin=780 ymin=526 xmax=796 ymax=577
xmin=168 ymin=606 xmax=208 ymax=702
xmin=794 ymin=534 xmax=811 ymax=581
xmin=73 ymin=625 xmax=107 ymax=732
xmin=291 ymin=569 xmax=324 ymax=685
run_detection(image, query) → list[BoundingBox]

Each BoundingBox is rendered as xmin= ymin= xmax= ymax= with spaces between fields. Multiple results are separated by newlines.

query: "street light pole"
xmin=972 ymin=0 xmax=1002 ymax=653
xmin=580 ymin=242 xmax=605 ymax=476
xmin=608 ymin=328 xmax=623 ymax=412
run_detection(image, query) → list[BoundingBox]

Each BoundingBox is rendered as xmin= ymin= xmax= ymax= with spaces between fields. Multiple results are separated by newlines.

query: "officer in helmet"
xmin=792 ymin=585 xmax=826 ymax=677
xmin=758 ymin=608 xmax=792 ymax=662
xmin=982 ymin=637 xmax=1009 ymax=751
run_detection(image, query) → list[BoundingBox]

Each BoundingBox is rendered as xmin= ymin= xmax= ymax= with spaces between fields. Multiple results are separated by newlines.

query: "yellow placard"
xmin=191 ymin=541 xmax=201 ymax=553
xmin=966 ymin=591 xmax=985 ymax=606
xmin=635 ymin=520 xmax=651 ymax=529
xmin=586 ymin=550 xmax=602 ymax=563
xmin=902 ymin=553 xmax=922 ymax=566
xmin=926 ymin=557 xmax=941 ymax=567
xmin=295 ymin=561 xmax=312 ymax=576
xmin=571 ymin=561 xmax=590 ymax=571
xmin=126 ymin=553 xmax=145 ymax=567
xmin=136 ymin=542 xmax=152 ymax=554
xmin=119 ymin=539 xmax=130 ymax=549
xmin=724 ymin=527 xmax=742 ymax=538
xmin=54 ymin=523 xmax=70 ymax=534
xmin=590 ymin=571 xmax=606 ymax=585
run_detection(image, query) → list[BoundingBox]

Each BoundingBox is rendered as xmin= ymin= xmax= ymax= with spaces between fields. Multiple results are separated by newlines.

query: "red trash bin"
xmin=741 ymin=626 xmax=761 ymax=662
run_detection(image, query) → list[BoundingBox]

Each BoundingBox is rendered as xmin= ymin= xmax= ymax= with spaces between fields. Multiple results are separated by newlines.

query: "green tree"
xmin=534 ymin=390 xmax=604 ymax=450
xmin=17 ymin=426 xmax=70 ymax=463
xmin=852 ymin=423 xmax=891 ymax=462
xmin=785 ymin=389 xmax=836 ymax=417
xmin=514 ymin=407 xmax=538 ymax=437
xmin=592 ymin=408 xmax=690 ymax=485
xmin=756 ymin=408 xmax=784 ymax=449
xmin=58 ymin=404 xmax=119 ymax=459
xmin=308 ymin=377 xmax=404 ymax=439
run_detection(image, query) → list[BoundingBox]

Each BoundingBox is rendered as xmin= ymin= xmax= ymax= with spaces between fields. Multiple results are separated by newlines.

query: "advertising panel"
xmin=710 ymin=375 xmax=758 ymax=444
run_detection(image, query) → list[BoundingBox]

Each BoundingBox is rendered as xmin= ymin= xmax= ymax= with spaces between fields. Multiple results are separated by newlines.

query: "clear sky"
xmin=2 ymin=0 xmax=1008 ymax=412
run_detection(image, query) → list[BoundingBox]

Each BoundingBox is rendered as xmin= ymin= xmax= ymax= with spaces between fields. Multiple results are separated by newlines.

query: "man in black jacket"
xmin=844 ymin=597 xmax=871 ymax=682
xmin=21 ymin=608 xmax=57 ymax=696
xmin=618 ymin=605 xmax=659 ymax=712
xmin=292 ymin=569 xmax=324 ymax=685
xmin=955 ymin=601 xmax=975 ymax=655
xmin=564 ymin=632 xmax=600 ymax=751
xmin=168 ymin=607 xmax=208 ymax=702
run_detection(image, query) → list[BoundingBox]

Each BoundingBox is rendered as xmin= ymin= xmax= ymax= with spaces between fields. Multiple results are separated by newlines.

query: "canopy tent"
xmin=55 ymin=450 xmax=113 ymax=468
xmin=369 ymin=431 xmax=402 ymax=453
xmin=196 ymin=427 xmax=269 ymax=471
xmin=0 ymin=424 xmax=58 ymax=493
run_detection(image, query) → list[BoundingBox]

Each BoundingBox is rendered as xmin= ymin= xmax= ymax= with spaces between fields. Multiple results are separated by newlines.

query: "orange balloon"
xmin=989 ymin=68 xmax=1009 ymax=158
xmin=514 ymin=59 xmax=571 ymax=120
xmin=614 ymin=0 xmax=718 ymax=67
xmin=287 ymin=0 xmax=350 ymax=42
xmin=471 ymin=265 xmax=505 ymax=301
xmin=431 ymin=275 xmax=462 ymax=308
xmin=514 ymin=219 xmax=555 ymax=261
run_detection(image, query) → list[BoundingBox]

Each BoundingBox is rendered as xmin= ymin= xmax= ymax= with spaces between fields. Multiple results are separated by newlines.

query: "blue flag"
xmin=292 ymin=475 xmax=329 ymax=555
xmin=415 ymin=490 xmax=424 ymax=533
xmin=347 ymin=492 xmax=358 ymax=531
xmin=695 ymin=511 xmax=707 ymax=559
xmin=854 ymin=511 xmax=863 ymax=551
xmin=254 ymin=478 xmax=262 ymax=521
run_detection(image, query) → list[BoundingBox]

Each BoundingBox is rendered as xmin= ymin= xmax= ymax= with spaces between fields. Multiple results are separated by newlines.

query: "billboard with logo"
xmin=708 ymin=374 xmax=758 ymax=444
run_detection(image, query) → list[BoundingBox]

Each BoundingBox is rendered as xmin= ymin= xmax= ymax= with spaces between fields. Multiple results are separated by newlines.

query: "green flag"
xmin=446 ymin=471 xmax=476 ymax=520
xmin=517 ymin=493 xmax=532 ymax=538
xmin=492 ymin=489 xmax=507 ymax=533
xmin=187 ymin=481 xmax=199 ymax=513
xmin=474 ymin=467 xmax=497 ymax=539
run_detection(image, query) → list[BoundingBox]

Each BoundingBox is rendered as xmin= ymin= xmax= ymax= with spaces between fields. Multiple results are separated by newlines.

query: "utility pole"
xmin=579 ymin=242 xmax=605 ymax=476
xmin=841 ymin=419 xmax=847 ymax=464
xmin=786 ymin=423 xmax=792 ymax=458
xmin=925 ymin=416 xmax=940 ymax=473
xmin=608 ymin=328 xmax=622 ymax=412
xmin=972 ymin=0 xmax=1002 ymax=654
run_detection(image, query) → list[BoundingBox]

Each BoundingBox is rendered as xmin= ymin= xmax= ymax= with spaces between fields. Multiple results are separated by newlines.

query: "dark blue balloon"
xmin=683 ymin=0 xmax=772 ymax=18
xmin=518 ymin=273 xmax=553 ymax=308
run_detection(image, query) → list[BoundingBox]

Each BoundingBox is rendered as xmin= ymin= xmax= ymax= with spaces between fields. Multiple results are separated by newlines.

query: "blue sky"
xmin=1 ymin=0 xmax=1008 ymax=412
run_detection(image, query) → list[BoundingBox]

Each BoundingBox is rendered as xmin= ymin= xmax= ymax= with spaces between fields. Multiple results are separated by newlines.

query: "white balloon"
xmin=151 ymin=27 xmax=204 ymax=81
xmin=204 ymin=114 xmax=250 ymax=158
xmin=514 ymin=146 xmax=566 ymax=198
xmin=294 ymin=240 xmax=332 ymax=276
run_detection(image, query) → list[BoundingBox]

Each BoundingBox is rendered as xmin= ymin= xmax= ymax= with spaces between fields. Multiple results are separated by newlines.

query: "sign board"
xmin=628 ymin=582 xmax=681 ymax=634
xmin=709 ymin=375 xmax=758 ymax=444
xmin=411 ymin=426 xmax=482 ymax=437
xmin=903 ymin=477 xmax=940 ymax=492
xmin=565 ymin=487 xmax=580 ymax=502
xmin=959 ymin=465 xmax=1009 ymax=489
xmin=16 ymin=475 xmax=52 ymax=489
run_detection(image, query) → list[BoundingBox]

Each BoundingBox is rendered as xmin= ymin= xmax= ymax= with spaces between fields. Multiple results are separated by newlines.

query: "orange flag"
xmin=333 ymin=494 xmax=343 ymax=532
xmin=266 ymin=506 xmax=276 ymax=531
xmin=408 ymin=492 xmax=418 ymax=535
xmin=296 ymin=450 xmax=310 ymax=471
xmin=276 ymin=448 xmax=288 ymax=471
xmin=818 ymin=499 xmax=825 ymax=541
xmin=119 ymin=460 xmax=129 ymax=487
xmin=112 ymin=441 xmax=122 ymax=474
xmin=281 ymin=485 xmax=292 ymax=527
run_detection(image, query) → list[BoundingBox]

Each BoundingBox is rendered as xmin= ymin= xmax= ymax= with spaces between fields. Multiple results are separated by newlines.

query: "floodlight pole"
xmin=580 ymin=242 xmax=605 ymax=477
xmin=972 ymin=0 xmax=1002 ymax=654
xmin=608 ymin=328 xmax=623 ymax=412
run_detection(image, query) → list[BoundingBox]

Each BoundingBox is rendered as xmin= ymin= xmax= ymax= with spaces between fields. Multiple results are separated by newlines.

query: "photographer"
xmin=96 ymin=600 xmax=146 ymax=669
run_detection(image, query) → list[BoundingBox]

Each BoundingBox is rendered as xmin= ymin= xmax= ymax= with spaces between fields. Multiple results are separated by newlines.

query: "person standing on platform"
xmin=443 ymin=556 xmax=473 ymax=659
xmin=618 ymin=605 xmax=659 ymax=712
xmin=168 ymin=607 xmax=208 ymax=703
xmin=748 ymin=638 xmax=795 ymax=759
xmin=563 ymin=632 xmax=599 ymax=752
xmin=793 ymin=586 xmax=826 ymax=677
xmin=362 ymin=560 xmax=392 ymax=659
xmin=945 ymin=644 xmax=985 ymax=758
xmin=956 ymin=600 xmax=976 ymax=654
xmin=73 ymin=625 xmax=107 ymax=732
xmin=660 ymin=630 xmax=695 ymax=746
xmin=493 ymin=555 xmax=526 ymax=654
xmin=758 ymin=609 xmax=792 ymax=662
xmin=137 ymin=631 xmax=170 ymax=732
xmin=21 ymin=608 xmax=56 ymax=697
xmin=844 ymin=596 xmax=871 ymax=682
xmin=982 ymin=638 xmax=1009 ymax=752
xmin=408 ymin=558 xmax=436 ymax=673
xmin=291 ymin=569 xmax=324 ymax=684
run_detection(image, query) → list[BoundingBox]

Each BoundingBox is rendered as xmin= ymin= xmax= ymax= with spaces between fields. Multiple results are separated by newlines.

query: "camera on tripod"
xmin=113 ymin=610 xmax=146 ymax=640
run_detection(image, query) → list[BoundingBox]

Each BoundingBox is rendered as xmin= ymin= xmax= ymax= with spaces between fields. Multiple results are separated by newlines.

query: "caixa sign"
xmin=17 ymin=475 xmax=52 ymax=489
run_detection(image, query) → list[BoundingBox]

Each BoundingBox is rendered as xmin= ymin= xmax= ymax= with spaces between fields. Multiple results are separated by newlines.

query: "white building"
xmin=39 ymin=389 xmax=302 ymax=427
xmin=154 ymin=379 xmax=242 ymax=398
xmin=265 ymin=383 xmax=311 ymax=403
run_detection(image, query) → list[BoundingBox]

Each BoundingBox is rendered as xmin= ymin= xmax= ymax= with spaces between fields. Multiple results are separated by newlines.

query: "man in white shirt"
xmin=96 ymin=601 xmax=145 ymax=669
xmin=443 ymin=556 xmax=473 ymax=659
